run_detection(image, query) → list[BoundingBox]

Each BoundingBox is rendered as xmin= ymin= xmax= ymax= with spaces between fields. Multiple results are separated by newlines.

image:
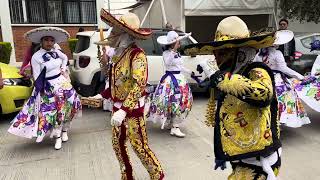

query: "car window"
xmin=136 ymin=38 xmax=156 ymax=56
xmin=75 ymin=35 xmax=90 ymax=53
xmin=301 ymin=36 xmax=313 ymax=49
xmin=178 ymin=37 xmax=193 ymax=55
xmin=314 ymin=35 xmax=320 ymax=41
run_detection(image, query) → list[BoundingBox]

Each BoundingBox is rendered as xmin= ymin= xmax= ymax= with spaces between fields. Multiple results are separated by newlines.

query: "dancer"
xmin=100 ymin=9 xmax=164 ymax=180
xmin=148 ymin=30 xmax=193 ymax=138
xmin=186 ymin=16 xmax=282 ymax=180
xmin=8 ymin=27 xmax=82 ymax=150
xmin=254 ymin=31 xmax=310 ymax=128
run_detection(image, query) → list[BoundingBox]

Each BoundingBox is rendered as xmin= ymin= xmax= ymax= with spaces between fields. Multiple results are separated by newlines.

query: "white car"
xmin=290 ymin=33 xmax=320 ymax=74
xmin=69 ymin=28 xmax=214 ymax=97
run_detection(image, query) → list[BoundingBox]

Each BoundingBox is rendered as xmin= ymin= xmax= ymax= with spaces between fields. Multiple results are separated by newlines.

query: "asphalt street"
xmin=0 ymin=94 xmax=319 ymax=180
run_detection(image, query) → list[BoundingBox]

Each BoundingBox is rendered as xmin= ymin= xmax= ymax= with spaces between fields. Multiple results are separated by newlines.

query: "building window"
xmin=9 ymin=0 xmax=25 ymax=23
xmin=9 ymin=0 xmax=97 ymax=24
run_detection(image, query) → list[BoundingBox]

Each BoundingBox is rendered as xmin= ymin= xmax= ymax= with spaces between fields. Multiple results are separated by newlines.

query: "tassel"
xmin=205 ymin=88 xmax=216 ymax=127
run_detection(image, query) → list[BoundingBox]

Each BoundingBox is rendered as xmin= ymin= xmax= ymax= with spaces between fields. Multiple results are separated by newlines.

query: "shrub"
xmin=68 ymin=38 xmax=78 ymax=53
xmin=0 ymin=42 xmax=12 ymax=64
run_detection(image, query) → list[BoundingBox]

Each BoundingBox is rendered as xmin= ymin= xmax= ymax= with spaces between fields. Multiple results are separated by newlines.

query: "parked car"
xmin=288 ymin=33 xmax=320 ymax=74
xmin=70 ymin=28 xmax=214 ymax=97
xmin=0 ymin=63 xmax=33 ymax=114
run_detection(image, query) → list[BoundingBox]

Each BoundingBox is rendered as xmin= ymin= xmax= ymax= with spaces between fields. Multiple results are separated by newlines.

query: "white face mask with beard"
xmin=233 ymin=47 xmax=257 ymax=73
xmin=114 ymin=33 xmax=136 ymax=56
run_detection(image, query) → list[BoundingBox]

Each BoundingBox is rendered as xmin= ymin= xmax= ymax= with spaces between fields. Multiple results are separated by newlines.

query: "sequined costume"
xmin=211 ymin=62 xmax=281 ymax=180
xmin=190 ymin=16 xmax=282 ymax=180
xmin=107 ymin=44 xmax=164 ymax=180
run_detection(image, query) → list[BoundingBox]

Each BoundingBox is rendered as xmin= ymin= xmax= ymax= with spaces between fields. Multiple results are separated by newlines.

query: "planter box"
xmin=81 ymin=97 xmax=102 ymax=108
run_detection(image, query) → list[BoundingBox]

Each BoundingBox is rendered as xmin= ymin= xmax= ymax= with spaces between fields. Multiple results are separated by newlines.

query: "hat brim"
xmin=157 ymin=33 xmax=191 ymax=45
xmin=100 ymin=8 xmax=152 ymax=40
xmin=273 ymin=30 xmax=294 ymax=45
xmin=24 ymin=27 xmax=70 ymax=43
xmin=183 ymin=32 xmax=275 ymax=56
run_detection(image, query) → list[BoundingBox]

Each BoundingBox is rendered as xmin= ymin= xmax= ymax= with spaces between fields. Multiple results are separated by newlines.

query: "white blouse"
xmin=254 ymin=47 xmax=304 ymax=80
xmin=163 ymin=50 xmax=192 ymax=74
xmin=311 ymin=55 xmax=320 ymax=76
xmin=31 ymin=48 xmax=68 ymax=80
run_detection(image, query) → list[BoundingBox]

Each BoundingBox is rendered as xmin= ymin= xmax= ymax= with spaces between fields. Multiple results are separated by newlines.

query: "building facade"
xmin=0 ymin=0 xmax=108 ymax=65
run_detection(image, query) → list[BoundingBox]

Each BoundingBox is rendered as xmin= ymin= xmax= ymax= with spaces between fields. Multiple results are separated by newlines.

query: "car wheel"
xmin=73 ymin=71 xmax=102 ymax=97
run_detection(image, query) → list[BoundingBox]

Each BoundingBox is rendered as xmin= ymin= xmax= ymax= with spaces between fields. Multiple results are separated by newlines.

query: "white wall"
xmin=288 ymin=20 xmax=320 ymax=33
xmin=0 ymin=0 xmax=16 ymax=65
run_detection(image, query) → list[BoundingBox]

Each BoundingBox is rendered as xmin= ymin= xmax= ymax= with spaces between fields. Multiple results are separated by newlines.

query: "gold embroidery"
xmin=216 ymin=68 xmax=274 ymax=156
xmin=112 ymin=116 xmax=163 ymax=180
xmin=217 ymin=68 xmax=273 ymax=102
xmin=228 ymin=166 xmax=256 ymax=180
xmin=205 ymin=88 xmax=216 ymax=127
xmin=111 ymin=48 xmax=148 ymax=111
xmin=220 ymin=95 xmax=273 ymax=156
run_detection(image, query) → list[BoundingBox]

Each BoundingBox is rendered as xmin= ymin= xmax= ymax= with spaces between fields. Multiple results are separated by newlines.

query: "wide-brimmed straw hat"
xmin=157 ymin=31 xmax=191 ymax=45
xmin=183 ymin=16 xmax=276 ymax=56
xmin=100 ymin=8 xmax=152 ymax=40
xmin=24 ymin=27 xmax=70 ymax=43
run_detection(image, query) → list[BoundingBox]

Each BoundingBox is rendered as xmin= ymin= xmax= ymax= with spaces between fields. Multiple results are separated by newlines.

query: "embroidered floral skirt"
xmin=274 ymin=73 xmax=310 ymax=128
xmin=147 ymin=73 xmax=193 ymax=129
xmin=293 ymin=75 xmax=320 ymax=112
xmin=8 ymin=75 xmax=82 ymax=141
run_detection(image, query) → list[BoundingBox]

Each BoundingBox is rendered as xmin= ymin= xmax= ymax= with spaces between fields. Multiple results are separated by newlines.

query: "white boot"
xmin=170 ymin=127 xmax=185 ymax=138
xmin=55 ymin=137 xmax=62 ymax=150
xmin=62 ymin=131 xmax=68 ymax=142
xmin=36 ymin=135 xmax=44 ymax=143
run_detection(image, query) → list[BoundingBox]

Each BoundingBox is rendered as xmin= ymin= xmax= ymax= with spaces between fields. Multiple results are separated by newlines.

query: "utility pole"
xmin=274 ymin=0 xmax=279 ymax=30
xmin=108 ymin=0 xmax=111 ymax=12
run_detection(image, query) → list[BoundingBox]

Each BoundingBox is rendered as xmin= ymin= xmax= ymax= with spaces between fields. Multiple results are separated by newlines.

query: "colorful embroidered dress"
xmin=8 ymin=48 xmax=82 ymax=141
xmin=148 ymin=50 xmax=193 ymax=128
xmin=254 ymin=47 xmax=310 ymax=128
xmin=293 ymin=55 xmax=320 ymax=112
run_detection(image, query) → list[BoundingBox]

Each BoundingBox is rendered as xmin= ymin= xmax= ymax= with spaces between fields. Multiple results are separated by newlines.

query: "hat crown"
xmin=215 ymin=16 xmax=250 ymax=41
xmin=119 ymin=13 xmax=140 ymax=30
xmin=167 ymin=31 xmax=179 ymax=43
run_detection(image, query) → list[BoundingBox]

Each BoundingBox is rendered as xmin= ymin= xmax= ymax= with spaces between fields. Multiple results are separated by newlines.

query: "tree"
xmin=279 ymin=0 xmax=320 ymax=23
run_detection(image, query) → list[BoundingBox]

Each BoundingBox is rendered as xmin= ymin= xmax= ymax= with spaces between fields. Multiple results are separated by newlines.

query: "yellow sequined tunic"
xmin=213 ymin=63 xmax=281 ymax=161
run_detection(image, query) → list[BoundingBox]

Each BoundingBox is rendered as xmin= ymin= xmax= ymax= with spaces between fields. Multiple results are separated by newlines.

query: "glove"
xmin=214 ymin=159 xmax=227 ymax=170
xmin=197 ymin=59 xmax=219 ymax=79
xmin=111 ymin=109 xmax=127 ymax=126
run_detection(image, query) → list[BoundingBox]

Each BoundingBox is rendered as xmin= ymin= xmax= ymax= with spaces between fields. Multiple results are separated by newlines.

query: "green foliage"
xmin=68 ymin=38 xmax=78 ymax=53
xmin=279 ymin=0 xmax=320 ymax=23
xmin=0 ymin=42 xmax=12 ymax=64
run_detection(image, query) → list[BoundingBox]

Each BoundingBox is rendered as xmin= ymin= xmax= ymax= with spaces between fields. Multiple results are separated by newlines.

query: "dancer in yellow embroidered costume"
xmin=186 ymin=16 xmax=282 ymax=180
xmin=99 ymin=9 xmax=164 ymax=180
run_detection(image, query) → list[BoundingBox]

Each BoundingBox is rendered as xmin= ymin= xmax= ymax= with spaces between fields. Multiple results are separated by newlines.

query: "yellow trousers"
xmin=112 ymin=107 xmax=164 ymax=180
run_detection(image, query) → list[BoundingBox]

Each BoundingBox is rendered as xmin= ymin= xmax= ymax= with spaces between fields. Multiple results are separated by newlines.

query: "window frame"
xmin=9 ymin=0 xmax=97 ymax=24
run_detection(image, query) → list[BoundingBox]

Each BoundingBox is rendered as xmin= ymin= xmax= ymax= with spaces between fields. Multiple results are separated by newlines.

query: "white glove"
xmin=111 ymin=109 xmax=127 ymax=126
xmin=198 ymin=59 xmax=219 ymax=78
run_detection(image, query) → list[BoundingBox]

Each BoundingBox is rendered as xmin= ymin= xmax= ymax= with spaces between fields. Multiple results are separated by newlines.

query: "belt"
xmin=114 ymin=96 xmax=146 ymax=109
xmin=160 ymin=71 xmax=180 ymax=94
xmin=34 ymin=67 xmax=61 ymax=94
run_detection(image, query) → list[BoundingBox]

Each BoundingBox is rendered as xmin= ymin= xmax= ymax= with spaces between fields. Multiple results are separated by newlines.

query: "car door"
xmin=295 ymin=35 xmax=318 ymax=74
xmin=136 ymin=33 xmax=165 ymax=85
